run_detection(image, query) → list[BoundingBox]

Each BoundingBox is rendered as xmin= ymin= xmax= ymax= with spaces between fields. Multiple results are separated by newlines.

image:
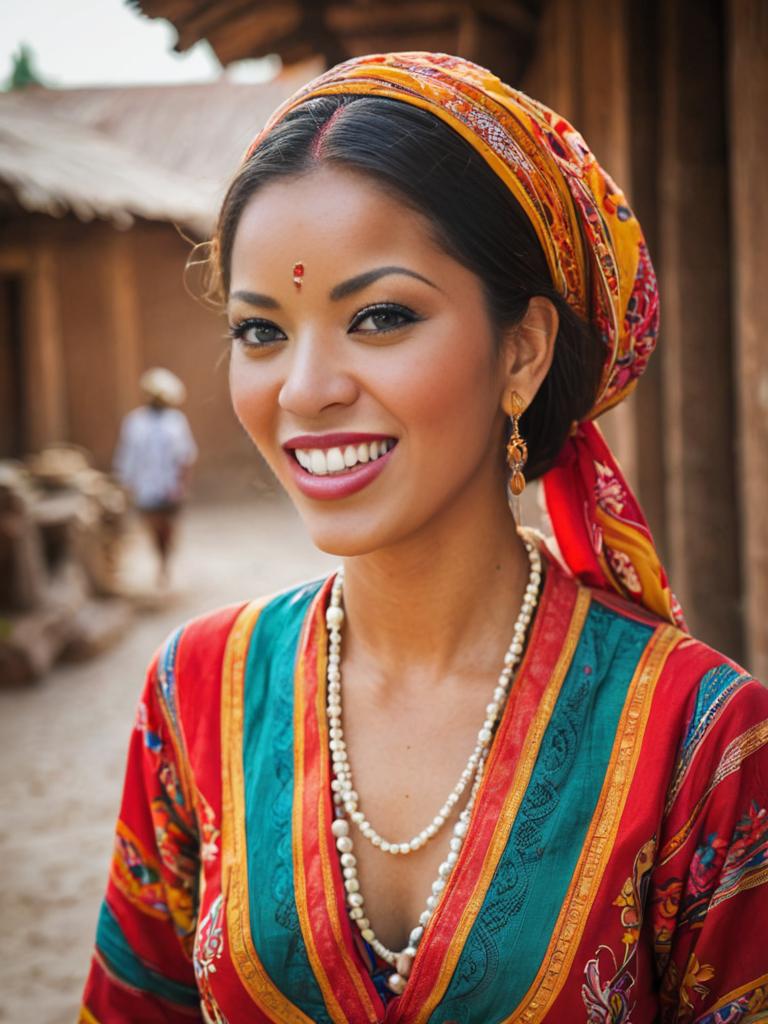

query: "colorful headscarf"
xmin=246 ymin=52 xmax=683 ymax=628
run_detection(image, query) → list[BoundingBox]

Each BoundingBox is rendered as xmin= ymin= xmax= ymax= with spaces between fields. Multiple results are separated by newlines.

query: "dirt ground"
xmin=0 ymin=494 xmax=336 ymax=1024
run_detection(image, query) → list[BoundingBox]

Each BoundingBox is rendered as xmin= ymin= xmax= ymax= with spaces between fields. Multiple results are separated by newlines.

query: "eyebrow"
xmin=229 ymin=266 xmax=439 ymax=311
xmin=329 ymin=266 xmax=439 ymax=300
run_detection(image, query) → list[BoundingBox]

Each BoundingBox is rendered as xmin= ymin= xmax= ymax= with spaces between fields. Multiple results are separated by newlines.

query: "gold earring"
xmin=503 ymin=390 xmax=528 ymax=496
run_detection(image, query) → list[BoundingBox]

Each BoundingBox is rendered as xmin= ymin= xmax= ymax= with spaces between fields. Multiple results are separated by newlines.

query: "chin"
xmin=302 ymin=517 xmax=392 ymax=558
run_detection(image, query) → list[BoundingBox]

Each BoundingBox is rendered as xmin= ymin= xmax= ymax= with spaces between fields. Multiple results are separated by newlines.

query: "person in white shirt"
xmin=114 ymin=367 xmax=197 ymax=586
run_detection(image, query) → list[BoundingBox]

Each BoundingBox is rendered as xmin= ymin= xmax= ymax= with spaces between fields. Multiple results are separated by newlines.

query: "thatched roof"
xmin=0 ymin=93 xmax=215 ymax=233
xmin=0 ymin=69 xmax=314 ymax=234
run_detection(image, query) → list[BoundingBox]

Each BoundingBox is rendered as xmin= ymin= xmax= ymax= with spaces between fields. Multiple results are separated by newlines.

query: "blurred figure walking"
xmin=114 ymin=368 xmax=197 ymax=587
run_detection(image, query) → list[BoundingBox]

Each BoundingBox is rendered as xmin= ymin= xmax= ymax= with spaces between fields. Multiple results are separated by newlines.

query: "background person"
xmin=113 ymin=367 xmax=197 ymax=587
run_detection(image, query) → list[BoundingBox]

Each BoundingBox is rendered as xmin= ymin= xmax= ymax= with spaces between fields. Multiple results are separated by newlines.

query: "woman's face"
xmin=228 ymin=165 xmax=511 ymax=556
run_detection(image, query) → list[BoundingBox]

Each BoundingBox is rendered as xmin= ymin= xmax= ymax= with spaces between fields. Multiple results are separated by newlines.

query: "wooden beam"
xmin=727 ymin=0 xmax=768 ymax=677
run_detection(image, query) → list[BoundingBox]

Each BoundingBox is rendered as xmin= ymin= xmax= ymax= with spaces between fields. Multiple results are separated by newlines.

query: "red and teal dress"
xmin=80 ymin=557 xmax=768 ymax=1023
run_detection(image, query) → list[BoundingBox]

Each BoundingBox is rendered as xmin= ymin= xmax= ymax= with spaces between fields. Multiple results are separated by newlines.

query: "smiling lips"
xmin=284 ymin=433 xmax=397 ymax=500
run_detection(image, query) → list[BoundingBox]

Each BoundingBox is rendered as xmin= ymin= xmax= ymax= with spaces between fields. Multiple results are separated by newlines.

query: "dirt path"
xmin=0 ymin=495 xmax=335 ymax=1024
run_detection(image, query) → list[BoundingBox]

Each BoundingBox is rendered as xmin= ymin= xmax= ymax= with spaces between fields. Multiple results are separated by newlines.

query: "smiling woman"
xmin=80 ymin=54 xmax=768 ymax=1024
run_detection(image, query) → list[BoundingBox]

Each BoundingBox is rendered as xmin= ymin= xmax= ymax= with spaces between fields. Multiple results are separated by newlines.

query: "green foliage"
xmin=6 ymin=43 xmax=46 ymax=91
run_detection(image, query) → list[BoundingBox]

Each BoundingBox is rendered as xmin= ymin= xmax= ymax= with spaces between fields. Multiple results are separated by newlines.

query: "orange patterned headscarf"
xmin=246 ymin=52 xmax=684 ymax=628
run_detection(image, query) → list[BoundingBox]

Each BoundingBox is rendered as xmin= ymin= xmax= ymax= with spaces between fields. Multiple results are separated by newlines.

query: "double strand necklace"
xmin=325 ymin=536 xmax=543 ymax=995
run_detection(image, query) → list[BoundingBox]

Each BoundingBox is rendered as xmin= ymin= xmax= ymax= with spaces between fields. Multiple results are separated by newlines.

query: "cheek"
xmin=228 ymin=350 xmax=278 ymax=452
xmin=388 ymin=335 xmax=498 ymax=455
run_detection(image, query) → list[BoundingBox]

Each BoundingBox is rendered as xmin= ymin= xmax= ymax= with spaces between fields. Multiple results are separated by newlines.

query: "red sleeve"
xmin=80 ymin=627 xmax=203 ymax=1022
xmin=652 ymin=667 xmax=768 ymax=1023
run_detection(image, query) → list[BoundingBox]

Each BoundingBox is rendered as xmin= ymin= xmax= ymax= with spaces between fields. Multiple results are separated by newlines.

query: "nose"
xmin=278 ymin=331 xmax=358 ymax=418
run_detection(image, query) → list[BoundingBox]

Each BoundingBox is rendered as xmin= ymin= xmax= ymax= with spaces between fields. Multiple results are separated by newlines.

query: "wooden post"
xmin=104 ymin=229 xmax=143 ymax=422
xmin=658 ymin=0 xmax=742 ymax=659
xmin=727 ymin=0 xmax=768 ymax=678
xmin=25 ymin=242 xmax=68 ymax=452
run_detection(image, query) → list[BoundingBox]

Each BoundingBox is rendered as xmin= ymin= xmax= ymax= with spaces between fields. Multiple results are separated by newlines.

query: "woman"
xmin=81 ymin=53 xmax=768 ymax=1023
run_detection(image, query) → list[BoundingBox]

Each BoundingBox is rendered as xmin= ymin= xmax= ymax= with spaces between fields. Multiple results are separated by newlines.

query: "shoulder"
xmin=152 ymin=576 xmax=329 ymax=704
xmin=120 ymin=406 xmax=148 ymax=431
xmin=549 ymin=560 xmax=767 ymax=731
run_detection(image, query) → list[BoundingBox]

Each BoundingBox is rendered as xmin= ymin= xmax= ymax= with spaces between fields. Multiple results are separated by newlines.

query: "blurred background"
xmin=0 ymin=1 xmax=765 ymax=1020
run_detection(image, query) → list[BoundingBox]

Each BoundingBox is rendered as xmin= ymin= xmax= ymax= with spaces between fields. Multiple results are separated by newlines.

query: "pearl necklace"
xmin=326 ymin=536 xmax=543 ymax=993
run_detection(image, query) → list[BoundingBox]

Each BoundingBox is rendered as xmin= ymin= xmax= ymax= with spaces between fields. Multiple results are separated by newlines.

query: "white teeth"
xmin=295 ymin=439 xmax=395 ymax=476
xmin=326 ymin=447 xmax=345 ymax=473
xmin=310 ymin=449 xmax=328 ymax=475
xmin=343 ymin=445 xmax=358 ymax=467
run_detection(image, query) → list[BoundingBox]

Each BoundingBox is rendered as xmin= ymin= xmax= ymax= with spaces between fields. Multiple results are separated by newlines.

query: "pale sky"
xmin=0 ymin=0 xmax=278 ymax=89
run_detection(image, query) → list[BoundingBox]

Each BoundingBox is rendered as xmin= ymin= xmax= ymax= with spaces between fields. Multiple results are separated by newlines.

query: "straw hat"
xmin=139 ymin=367 xmax=187 ymax=407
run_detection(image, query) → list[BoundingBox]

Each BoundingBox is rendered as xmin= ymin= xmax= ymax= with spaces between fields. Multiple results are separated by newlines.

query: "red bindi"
xmin=292 ymin=262 xmax=305 ymax=288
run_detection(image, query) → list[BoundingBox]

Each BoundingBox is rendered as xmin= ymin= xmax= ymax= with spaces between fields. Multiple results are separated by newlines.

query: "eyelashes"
xmin=228 ymin=318 xmax=286 ymax=348
xmin=348 ymin=302 xmax=420 ymax=334
xmin=229 ymin=302 xmax=421 ymax=351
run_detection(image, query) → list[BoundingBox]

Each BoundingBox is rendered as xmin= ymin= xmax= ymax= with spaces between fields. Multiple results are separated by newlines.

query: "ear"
xmin=499 ymin=296 xmax=558 ymax=409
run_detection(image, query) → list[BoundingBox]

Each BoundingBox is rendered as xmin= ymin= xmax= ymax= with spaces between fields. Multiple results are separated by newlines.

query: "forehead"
xmin=230 ymin=165 xmax=445 ymax=279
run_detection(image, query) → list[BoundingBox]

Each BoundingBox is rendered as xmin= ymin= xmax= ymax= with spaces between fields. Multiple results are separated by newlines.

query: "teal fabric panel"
xmin=95 ymin=900 xmax=200 ymax=1006
xmin=242 ymin=579 xmax=334 ymax=1024
xmin=431 ymin=600 xmax=655 ymax=1024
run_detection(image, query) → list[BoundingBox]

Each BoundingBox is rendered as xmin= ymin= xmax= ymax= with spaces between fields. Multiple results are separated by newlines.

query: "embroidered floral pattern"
xmin=581 ymin=838 xmax=655 ymax=1022
xmin=195 ymin=895 xmax=228 ymax=1023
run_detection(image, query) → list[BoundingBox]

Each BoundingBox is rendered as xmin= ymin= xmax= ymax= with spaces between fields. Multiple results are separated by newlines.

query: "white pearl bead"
xmin=438 ymin=862 xmax=451 ymax=878
xmin=347 ymin=892 xmax=364 ymax=908
xmin=419 ymin=911 xmax=431 ymax=926
xmin=325 ymin=606 xmax=344 ymax=627
xmin=336 ymin=836 xmax=353 ymax=853
xmin=426 ymin=895 xmax=437 ymax=910
xmin=349 ymin=907 xmax=364 ymax=920
xmin=409 ymin=926 xmax=424 ymax=945
xmin=433 ymin=814 xmax=445 ymax=828
xmin=340 ymin=852 xmax=356 ymax=867
xmin=351 ymin=811 xmax=364 ymax=824
xmin=478 ymin=728 xmax=492 ymax=744
xmin=343 ymin=867 xmax=356 ymax=879
xmin=432 ymin=878 xmax=445 ymax=894
xmin=361 ymin=928 xmax=375 ymax=942
xmin=446 ymin=851 xmax=458 ymax=866
xmin=453 ymin=821 xmax=467 ymax=837
xmin=380 ymin=841 xmax=391 ymax=853
xmin=357 ymin=917 xmax=369 ymax=929
xmin=486 ymin=702 xmax=499 ymax=717
xmin=345 ymin=878 xmax=360 ymax=893
xmin=449 ymin=837 xmax=462 ymax=852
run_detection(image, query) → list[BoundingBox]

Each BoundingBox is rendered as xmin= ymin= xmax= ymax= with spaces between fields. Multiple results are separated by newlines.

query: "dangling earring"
xmin=503 ymin=390 xmax=528 ymax=496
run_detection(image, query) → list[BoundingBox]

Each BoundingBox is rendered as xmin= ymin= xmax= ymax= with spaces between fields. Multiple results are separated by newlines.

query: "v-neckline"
xmin=291 ymin=559 xmax=589 ymax=1023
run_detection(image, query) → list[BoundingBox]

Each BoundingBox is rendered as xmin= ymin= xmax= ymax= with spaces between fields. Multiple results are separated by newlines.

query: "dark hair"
xmin=211 ymin=95 xmax=604 ymax=480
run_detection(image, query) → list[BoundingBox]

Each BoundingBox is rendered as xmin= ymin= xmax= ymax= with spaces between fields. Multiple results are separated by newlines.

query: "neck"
xmin=340 ymin=473 xmax=532 ymax=683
